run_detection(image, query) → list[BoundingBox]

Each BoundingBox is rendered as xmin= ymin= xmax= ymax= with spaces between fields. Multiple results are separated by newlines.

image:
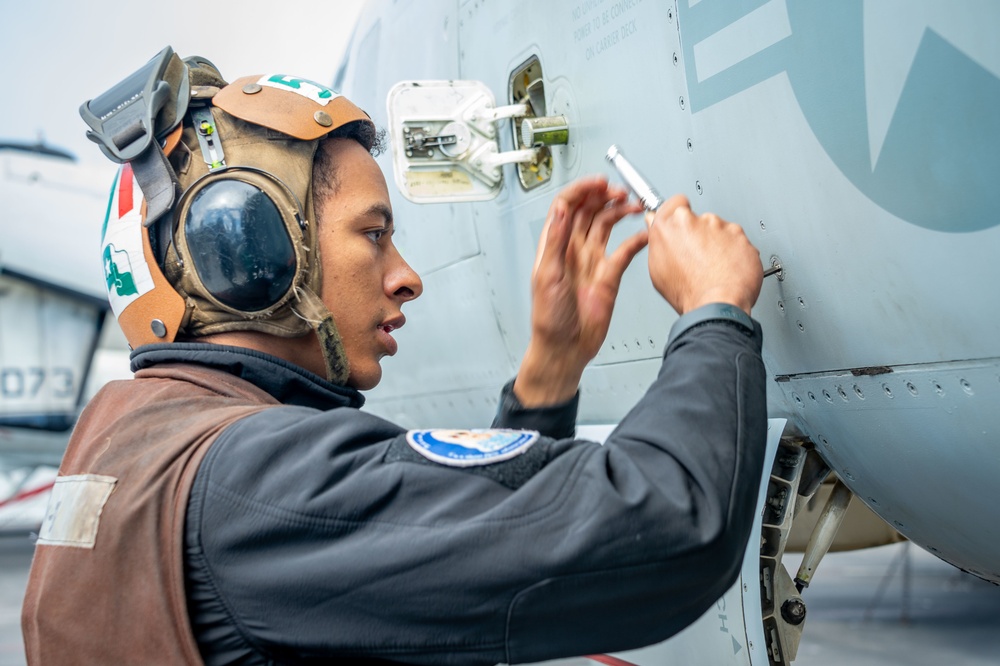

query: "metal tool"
xmin=606 ymin=144 xmax=783 ymax=280
xmin=606 ymin=144 xmax=663 ymax=211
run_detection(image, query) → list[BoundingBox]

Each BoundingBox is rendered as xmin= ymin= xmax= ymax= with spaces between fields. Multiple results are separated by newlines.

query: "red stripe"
xmin=118 ymin=162 xmax=134 ymax=218
xmin=588 ymin=656 xmax=640 ymax=666
xmin=0 ymin=481 xmax=55 ymax=509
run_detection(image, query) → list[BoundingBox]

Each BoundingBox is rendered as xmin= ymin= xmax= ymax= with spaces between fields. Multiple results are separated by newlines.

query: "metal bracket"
xmin=387 ymin=81 xmax=539 ymax=203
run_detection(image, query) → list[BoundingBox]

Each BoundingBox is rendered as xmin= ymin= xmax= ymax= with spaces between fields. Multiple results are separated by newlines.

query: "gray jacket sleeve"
xmin=185 ymin=320 xmax=767 ymax=666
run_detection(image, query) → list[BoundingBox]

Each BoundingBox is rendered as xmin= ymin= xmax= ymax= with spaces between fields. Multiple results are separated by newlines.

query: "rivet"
xmin=667 ymin=7 xmax=674 ymax=21
xmin=822 ymin=390 xmax=833 ymax=403
xmin=933 ymin=381 xmax=945 ymax=396
xmin=242 ymin=82 xmax=262 ymax=95
xmin=894 ymin=520 xmax=905 ymax=528
xmin=807 ymin=391 xmax=816 ymax=401
xmin=695 ymin=181 xmax=703 ymax=194
xmin=678 ymin=96 xmax=686 ymax=110
xmin=844 ymin=469 xmax=855 ymax=481
xmin=759 ymin=220 xmax=766 ymax=230
xmin=797 ymin=297 xmax=806 ymax=308
xmin=837 ymin=385 xmax=849 ymax=401
xmin=793 ymin=393 xmax=803 ymax=407
xmin=686 ymin=138 xmax=693 ymax=152
xmin=150 ymin=319 xmax=167 ymax=338
xmin=961 ymin=379 xmax=974 ymax=396
xmin=777 ymin=300 xmax=785 ymax=313
xmin=883 ymin=383 xmax=894 ymax=398
xmin=796 ymin=320 xmax=805 ymax=332
xmin=854 ymin=385 xmax=865 ymax=399
xmin=868 ymin=496 xmax=879 ymax=506
xmin=314 ymin=110 xmax=333 ymax=127
xmin=907 ymin=381 xmax=919 ymax=396
xmin=672 ymin=52 xmax=679 ymax=66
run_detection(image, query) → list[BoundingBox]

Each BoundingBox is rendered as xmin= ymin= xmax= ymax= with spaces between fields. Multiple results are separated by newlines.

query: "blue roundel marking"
xmin=406 ymin=429 xmax=539 ymax=467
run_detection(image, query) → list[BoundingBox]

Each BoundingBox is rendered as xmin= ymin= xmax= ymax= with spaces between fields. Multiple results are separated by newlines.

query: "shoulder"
xmin=195 ymin=405 xmax=405 ymax=509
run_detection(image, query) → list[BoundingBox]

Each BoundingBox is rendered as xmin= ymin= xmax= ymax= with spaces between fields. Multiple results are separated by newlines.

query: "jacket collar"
xmin=130 ymin=343 xmax=365 ymax=410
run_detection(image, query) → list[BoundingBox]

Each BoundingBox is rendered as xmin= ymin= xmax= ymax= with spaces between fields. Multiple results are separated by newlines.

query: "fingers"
xmin=652 ymin=194 xmax=692 ymax=227
xmin=607 ymin=228 xmax=649 ymax=281
xmin=568 ymin=181 xmax=618 ymax=241
xmin=534 ymin=200 xmax=570 ymax=279
xmin=589 ymin=189 xmax=645 ymax=248
xmin=539 ymin=176 xmax=650 ymax=286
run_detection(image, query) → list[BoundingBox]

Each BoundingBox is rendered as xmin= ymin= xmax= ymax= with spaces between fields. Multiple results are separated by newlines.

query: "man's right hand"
xmin=648 ymin=195 xmax=763 ymax=316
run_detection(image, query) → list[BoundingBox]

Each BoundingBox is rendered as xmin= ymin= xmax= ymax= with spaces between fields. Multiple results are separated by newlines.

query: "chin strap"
xmin=293 ymin=287 xmax=350 ymax=385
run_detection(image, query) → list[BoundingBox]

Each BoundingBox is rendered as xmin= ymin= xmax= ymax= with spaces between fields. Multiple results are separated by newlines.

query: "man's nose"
xmin=388 ymin=250 xmax=422 ymax=302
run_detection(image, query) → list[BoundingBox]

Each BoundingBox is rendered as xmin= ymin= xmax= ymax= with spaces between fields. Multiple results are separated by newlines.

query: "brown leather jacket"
xmin=21 ymin=363 xmax=276 ymax=665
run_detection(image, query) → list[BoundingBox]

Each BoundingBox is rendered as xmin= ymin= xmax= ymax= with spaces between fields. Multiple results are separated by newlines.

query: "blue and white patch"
xmin=406 ymin=429 xmax=539 ymax=467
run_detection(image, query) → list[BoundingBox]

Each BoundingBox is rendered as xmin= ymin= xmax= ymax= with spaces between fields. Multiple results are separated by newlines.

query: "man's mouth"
xmin=378 ymin=315 xmax=405 ymax=334
xmin=377 ymin=316 xmax=406 ymax=355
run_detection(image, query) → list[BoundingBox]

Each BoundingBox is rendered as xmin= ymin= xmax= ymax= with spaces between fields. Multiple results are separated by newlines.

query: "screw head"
xmin=242 ymin=83 xmax=262 ymax=95
xmin=314 ymin=110 xmax=333 ymax=127
xmin=150 ymin=319 xmax=167 ymax=338
xmin=781 ymin=598 xmax=807 ymax=625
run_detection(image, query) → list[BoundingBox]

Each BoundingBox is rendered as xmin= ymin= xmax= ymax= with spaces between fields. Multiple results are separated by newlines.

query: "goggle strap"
xmin=294 ymin=287 xmax=350 ymax=385
xmin=132 ymin=139 xmax=179 ymax=228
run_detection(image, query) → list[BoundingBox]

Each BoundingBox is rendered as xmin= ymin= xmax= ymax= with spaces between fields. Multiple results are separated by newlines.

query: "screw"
xmin=679 ymin=96 xmax=686 ymax=110
xmin=314 ymin=110 xmax=333 ymax=127
xmin=781 ymin=598 xmax=807 ymax=625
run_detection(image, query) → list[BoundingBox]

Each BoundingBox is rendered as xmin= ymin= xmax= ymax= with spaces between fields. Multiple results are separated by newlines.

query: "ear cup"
xmin=182 ymin=179 xmax=296 ymax=311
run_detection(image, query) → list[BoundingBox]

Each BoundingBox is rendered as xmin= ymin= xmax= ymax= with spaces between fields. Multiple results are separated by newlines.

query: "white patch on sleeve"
xmin=406 ymin=429 xmax=539 ymax=467
xmin=37 ymin=474 xmax=117 ymax=549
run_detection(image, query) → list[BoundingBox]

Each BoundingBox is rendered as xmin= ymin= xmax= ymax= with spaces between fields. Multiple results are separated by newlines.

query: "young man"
xmin=23 ymin=50 xmax=766 ymax=665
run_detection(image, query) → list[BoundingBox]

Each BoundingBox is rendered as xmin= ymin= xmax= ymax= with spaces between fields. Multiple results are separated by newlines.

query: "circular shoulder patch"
xmin=406 ymin=429 xmax=539 ymax=467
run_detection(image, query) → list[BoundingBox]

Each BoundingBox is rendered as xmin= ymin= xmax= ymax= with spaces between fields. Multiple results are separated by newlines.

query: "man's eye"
xmin=366 ymin=229 xmax=386 ymax=243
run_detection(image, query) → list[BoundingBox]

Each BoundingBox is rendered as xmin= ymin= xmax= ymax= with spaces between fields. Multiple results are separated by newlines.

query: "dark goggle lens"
xmin=184 ymin=180 xmax=296 ymax=311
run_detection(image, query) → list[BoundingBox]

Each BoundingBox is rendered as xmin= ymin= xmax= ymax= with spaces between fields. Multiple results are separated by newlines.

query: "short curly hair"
xmin=311 ymin=120 xmax=387 ymax=210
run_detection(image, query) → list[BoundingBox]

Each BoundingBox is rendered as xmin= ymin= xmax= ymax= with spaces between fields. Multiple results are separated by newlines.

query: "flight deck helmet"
xmin=82 ymin=47 xmax=375 ymax=384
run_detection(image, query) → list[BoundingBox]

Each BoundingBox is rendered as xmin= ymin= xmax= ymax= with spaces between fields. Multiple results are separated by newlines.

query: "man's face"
xmin=314 ymin=138 xmax=422 ymax=390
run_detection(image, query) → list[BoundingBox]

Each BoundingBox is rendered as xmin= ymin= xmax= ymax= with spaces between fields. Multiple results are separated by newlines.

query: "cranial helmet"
xmin=82 ymin=46 xmax=375 ymax=384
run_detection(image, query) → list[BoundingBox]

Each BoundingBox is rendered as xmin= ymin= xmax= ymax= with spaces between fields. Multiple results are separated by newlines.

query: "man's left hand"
xmin=514 ymin=177 xmax=647 ymax=407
